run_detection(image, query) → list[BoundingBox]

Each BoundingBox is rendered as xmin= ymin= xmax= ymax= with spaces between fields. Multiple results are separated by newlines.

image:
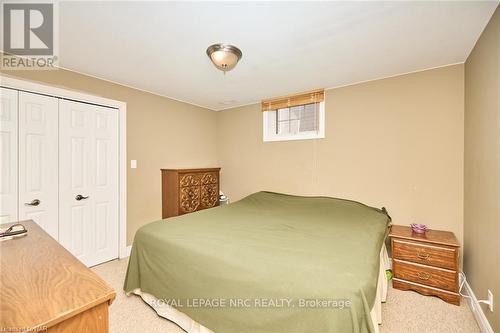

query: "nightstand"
xmin=389 ymin=225 xmax=461 ymax=305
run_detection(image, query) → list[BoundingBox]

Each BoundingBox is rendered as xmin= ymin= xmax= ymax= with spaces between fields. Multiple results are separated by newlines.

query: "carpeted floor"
xmin=92 ymin=258 xmax=480 ymax=333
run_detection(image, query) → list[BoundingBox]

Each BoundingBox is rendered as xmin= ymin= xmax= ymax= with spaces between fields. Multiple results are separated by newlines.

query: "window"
xmin=262 ymin=89 xmax=325 ymax=142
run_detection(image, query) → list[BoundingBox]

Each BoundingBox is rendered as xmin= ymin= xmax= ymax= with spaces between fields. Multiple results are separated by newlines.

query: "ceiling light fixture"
xmin=206 ymin=43 xmax=242 ymax=73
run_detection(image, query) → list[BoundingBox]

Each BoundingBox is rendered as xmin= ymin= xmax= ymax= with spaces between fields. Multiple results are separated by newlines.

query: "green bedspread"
xmin=124 ymin=191 xmax=391 ymax=333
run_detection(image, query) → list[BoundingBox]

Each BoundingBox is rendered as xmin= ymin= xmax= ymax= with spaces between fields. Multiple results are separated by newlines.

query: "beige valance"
xmin=261 ymin=89 xmax=324 ymax=112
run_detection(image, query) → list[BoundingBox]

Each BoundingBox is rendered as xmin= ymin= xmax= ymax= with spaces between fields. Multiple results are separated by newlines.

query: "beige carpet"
xmin=92 ymin=258 xmax=480 ymax=333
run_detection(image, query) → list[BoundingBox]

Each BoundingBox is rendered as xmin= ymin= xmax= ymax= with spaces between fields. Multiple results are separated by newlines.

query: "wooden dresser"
xmin=389 ymin=225 xmax=460 ymax=305
xmin=0 ymin=220 xmax=115 ymax=332
xmin=161 ymin=168 xmax=221 ymax=218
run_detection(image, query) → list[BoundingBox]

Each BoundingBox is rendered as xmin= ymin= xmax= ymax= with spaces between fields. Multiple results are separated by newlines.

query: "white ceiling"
xmin=58 ymin=1 xmax=498 ymax=111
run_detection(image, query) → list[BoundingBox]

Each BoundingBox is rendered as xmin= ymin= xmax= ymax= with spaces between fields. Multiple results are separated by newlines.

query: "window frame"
xmin=262 ymin=101 xmax=325 ymax=142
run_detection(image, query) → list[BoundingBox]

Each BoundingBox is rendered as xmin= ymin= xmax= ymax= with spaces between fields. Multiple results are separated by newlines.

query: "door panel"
xmin=71 ymin=205 xmax=87 ymax=257
xmin=0 ymin=88 xmax=18 ymax=223
xmin=93 ymin=106 xmax=119 ymax=265
xmin=59 ymin=99 xmax=118 ymax=267
xmin=18 ymin=91 xmax=58 ymax=238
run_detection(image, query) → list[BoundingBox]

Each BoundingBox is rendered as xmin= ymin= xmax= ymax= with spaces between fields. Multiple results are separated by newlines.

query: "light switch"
xmin=131 ymin=160 xmax=137 ymax=169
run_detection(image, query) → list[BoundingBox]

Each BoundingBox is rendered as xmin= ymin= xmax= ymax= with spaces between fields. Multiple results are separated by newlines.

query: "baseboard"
xmin=120 ymin=245 xmax=132 ymax=259
xmin=461 ymin=275 xmax=494 ymax=333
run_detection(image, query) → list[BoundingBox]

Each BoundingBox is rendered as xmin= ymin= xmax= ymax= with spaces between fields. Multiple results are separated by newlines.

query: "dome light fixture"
xmin=206 ymin=43 xmax=242 ymax=73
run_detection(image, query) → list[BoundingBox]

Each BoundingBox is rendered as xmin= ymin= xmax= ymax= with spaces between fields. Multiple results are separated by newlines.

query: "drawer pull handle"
xmin=416 ymin=271 xmax=431 ymax=280
xmin=417 ymin=251 xmax=430 ymax=260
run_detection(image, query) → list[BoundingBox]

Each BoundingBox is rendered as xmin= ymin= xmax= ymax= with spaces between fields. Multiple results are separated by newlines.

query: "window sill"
xmin=263 ymin=133 xmax=325 ymax=142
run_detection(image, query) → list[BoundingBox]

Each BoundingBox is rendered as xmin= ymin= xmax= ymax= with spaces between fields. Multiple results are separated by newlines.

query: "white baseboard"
xmin=120 ymin=245 xmax=132 ymax=259
xmin=461 ymin=275 xmax=494 ymax=333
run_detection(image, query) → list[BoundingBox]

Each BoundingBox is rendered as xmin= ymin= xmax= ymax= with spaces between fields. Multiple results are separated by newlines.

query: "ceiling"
xmin=57 ymin=1 xmax=498 ymax=111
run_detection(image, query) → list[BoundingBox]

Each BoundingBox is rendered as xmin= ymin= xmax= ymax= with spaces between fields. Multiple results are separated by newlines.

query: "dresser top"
xmin=0 ymin=220 xmax=115 ymax=330
xmin=161 ymin=167 xmax=221 ymax=173
xmin=389 ymin=224 xmax=460 ymax=247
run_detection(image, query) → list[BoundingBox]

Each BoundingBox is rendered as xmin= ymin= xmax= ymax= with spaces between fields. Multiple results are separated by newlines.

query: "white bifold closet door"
xmin=59 ymin=99 xmax=119 ymax=267
xmin=0 ymin=88 xmax=19 ymax=224
xmin=18 ymin=91 xmax=59 ymax=239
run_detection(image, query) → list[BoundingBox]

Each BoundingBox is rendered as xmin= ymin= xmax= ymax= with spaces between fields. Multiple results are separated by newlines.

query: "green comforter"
xmin=124 ymin=191 xmax=390 ymax=333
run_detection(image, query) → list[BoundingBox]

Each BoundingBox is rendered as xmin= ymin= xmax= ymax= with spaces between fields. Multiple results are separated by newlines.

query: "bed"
xmin=124 ymin=191 xmax=391 ymax=333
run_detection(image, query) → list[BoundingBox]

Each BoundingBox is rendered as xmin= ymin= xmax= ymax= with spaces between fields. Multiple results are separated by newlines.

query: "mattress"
xmin=124 ymin=191 xmax=391 ymax=333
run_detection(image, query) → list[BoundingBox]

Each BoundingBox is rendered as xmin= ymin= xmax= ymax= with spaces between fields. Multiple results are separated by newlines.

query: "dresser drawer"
xmin=393 ymin=259 xmax=458 ymax=292
xmin=392 ymin=239 xmax=457 ymax=270
xmin=200 ymin=184 xmax=218 ymax=209
xmin=201 ymin=172 xmax=218 ymax=185
xmin=179 ymin=186 xmax=200 ymax=214
xmin=179 ymin=173 xmax=201 ymax=187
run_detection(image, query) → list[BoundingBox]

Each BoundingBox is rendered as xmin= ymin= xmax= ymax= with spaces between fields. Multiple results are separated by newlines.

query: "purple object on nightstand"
xmin=410 ymin=223 xmax=428 ymax=233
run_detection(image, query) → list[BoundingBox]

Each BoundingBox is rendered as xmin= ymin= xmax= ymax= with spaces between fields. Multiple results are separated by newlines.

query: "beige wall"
xmin=464 ymin=7 xmax=500 ymax=332
xmin=217 ymin=65 xmax=465 ymax=248
xmin=1 ymin=69 xmax=218 ymax=245
xmin=1 ymin=58 xmax=468 ymax=277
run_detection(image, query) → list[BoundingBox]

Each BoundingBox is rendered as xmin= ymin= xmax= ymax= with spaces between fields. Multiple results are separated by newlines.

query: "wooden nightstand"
xmin=389 ymin=225 xmax=461 ymax=305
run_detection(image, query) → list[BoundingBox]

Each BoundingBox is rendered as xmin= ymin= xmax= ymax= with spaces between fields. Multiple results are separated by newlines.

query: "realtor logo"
xmin=1 ymin=2 xmax=58 ymax=70
xmin=3 ymin=3 xmax=53 ymax=55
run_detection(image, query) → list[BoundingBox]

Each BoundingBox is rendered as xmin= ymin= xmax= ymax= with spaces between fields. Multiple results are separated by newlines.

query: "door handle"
xmin=24 ymin=199 xmax=40 ymax=206
xmin=75 ymin=194 xmax=89 ymax=201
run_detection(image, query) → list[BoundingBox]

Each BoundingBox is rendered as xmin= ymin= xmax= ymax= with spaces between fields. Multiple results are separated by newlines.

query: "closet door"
xmin=18 ymin=91 xmax=59 ymax=239
xmin=0 ymin=88 xmax=18 ymax=223
xmin=59 ymin=99 xmax=119 ymax=267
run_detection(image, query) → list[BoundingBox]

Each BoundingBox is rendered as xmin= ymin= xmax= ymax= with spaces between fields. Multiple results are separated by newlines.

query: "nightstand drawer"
xmin=393 ymin=259 xmax=458 ymax=292
xmin=392 ymin=239 xmax=457 ymax=270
